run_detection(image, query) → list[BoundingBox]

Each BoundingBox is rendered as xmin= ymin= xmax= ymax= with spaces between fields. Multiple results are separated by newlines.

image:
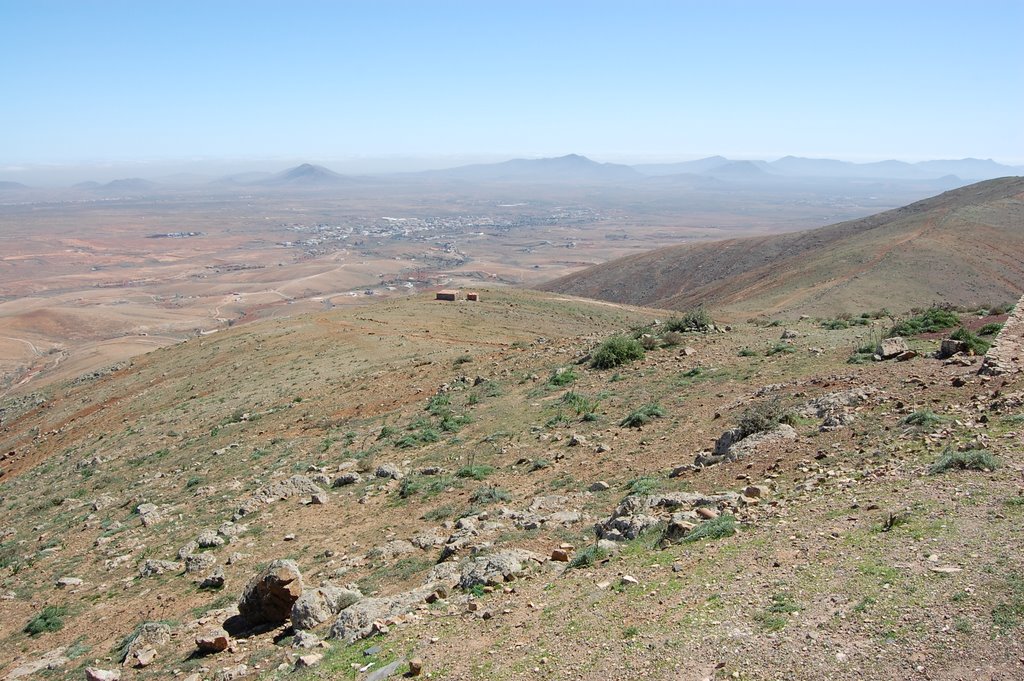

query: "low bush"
xmin=929 ymin=447 xmax=998 ymax=474
xmin=664 ymin=306 xmax=714 ymax=333
xmin=888 ymin=307 xmax=960 ymax=337
xmin=548 ymin=367 xmax=578 ymax=386
xmin=24 ymin=606 xmax=66 ymax=636
xmin=456 ymin=464 xmax=494 ymax=480
xmin=620 ymin=404 xmax=665 ymax=428
xmin=566 ymin=543 xmax=609 ymax=570
xmin=901 ymin=409 xmax=944 ymax=428
xmin=470 ymin=486 xmax=512 ymax=505
xmin=591 ymin=335 xmax=645 ymax=369
xmin=977 ymin=322 xmax=1003 ymax=336
xmin=737 ymin=398 xmax=795 ymax=438
xmin=682 ymin=514 xmax=736 ymax=543
xmin=949 ymin=327 xmax=990 ymax=355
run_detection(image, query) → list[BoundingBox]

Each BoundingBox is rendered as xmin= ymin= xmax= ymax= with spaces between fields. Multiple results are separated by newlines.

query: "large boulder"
xmin=238 ymin=559 xmax=303 ymax=626
xmin=122 ymin=622 xmax=171 ymax=668
xmin=459 ymin=550 xmax=540 ymax=590
xmin=291 ymin=584 xmax=362 ymax=630
xmin=877 ymin=336 xmax=908 ymax=359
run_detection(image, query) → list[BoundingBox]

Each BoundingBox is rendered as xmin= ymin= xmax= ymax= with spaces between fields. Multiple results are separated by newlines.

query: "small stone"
xmin=196 ymin=628 xmax=230 ymax=653
xmin=311 ymin=493 xmax=328 ymax=505
xmin=596 ymin=581 xmax=611 ymax=589
xmin=295 ymin=654 xmax=323 ymax=669
xmin=550 ymin=549 xmax=570 ymax=562
xmin=56 ymin=576 xmax=83 ymax=588
xmin=85 ymin=669 xmax=121 ymax=681
xmin=467 ymin=601 xmax=479 ymax=612
xmin=568 ymin=433 xmax=587 ymax=447
xmin=283 ymin=534 xmax=296 ymax=541
xmin=199 ymin=566 xmax=225 ymax=590
xmin=589 ymin=481 xmax=610 ymax=492
xmin=133 ymin=648 xmax=156 ymax=668
xmin=696 ymin=507 xmax=719 ymax=520
xmin=408 ymin=658 xmax=423 ymax=676
xmin=620 ymin=575 xmax=639 ymax=586
xmin=481 ymin=610 xmax=493 ymax=620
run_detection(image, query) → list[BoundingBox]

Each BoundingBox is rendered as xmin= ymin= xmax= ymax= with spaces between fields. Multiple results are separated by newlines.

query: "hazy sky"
xmin=2 ymin=0 xmax=1023 ymax=166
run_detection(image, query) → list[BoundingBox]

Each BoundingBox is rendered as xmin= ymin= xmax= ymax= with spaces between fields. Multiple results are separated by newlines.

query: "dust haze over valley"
xmin=0 ymin=155 xmax=1013 ymax=394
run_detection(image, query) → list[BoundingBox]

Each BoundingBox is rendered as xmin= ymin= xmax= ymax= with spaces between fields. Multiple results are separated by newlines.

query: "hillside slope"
xmin=1 ymin=289 xmax=1023 ymax=680
xmin=542 ymin=177 xmax=1024 ymax=318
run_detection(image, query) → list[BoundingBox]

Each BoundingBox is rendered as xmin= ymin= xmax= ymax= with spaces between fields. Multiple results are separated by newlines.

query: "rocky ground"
xmin=0 ymin=289 xmax=1021 ymax=681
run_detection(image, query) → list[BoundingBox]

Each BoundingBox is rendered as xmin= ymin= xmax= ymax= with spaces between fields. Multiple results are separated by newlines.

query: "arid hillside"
xmin=542 ymin=177 xmax=1024 ymax=319
xmin=1 ymin=289 xmax=1022 ymax=681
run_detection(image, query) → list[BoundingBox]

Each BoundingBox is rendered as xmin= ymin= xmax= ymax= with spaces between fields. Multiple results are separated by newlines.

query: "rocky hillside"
xmin=1 ymin=290 xmax=1023 ymax=681
xmin=542 ymin=177 xmax=1024 ymax=319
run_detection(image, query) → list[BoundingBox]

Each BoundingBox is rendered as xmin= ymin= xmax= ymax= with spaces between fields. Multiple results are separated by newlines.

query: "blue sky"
xmin=2 ymin=0 xmax=1022 ymax=166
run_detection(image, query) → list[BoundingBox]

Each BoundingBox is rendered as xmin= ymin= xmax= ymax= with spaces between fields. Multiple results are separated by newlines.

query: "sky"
xmin=2 ymin=0 xmax=1023 ymax=170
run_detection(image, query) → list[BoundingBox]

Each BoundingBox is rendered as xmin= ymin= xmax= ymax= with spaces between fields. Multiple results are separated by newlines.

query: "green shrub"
xmin=765 ymin=342 xmax=796 ymax=356
xmin=566 ymin=543 xmax=609 ymax=570
xmin=562 ymin=391 xmax=599 ymax=416
xmin=978 ymin=322 xmax=1003 ymax=336
xmin=929 ymin=447 xmax=998 ymax=474
xmin=470 ymin=486 xmax=511 ymax=505
xmin=548 ymin=367 xmax=578 ymax=386
xmin=24 ymin=606 xmax=66 ymax=636
xmin=901 ymin=409 xmax=944 ymax=428
xmin=664 ymin=306 xmax=714 ymax=333
xmin=949 ymin=327 xmax=990 ymax=355
xmin=457 ymin=464 xmax=494 ymax=480
xmin=591 ymin=335 xmax=645 ymax=370
xmin=620 ymin=403 xmax=665 ymax=428
xmin=737 ymin=399 xmax=795 ymax=438
xmin=888 ymin=307 xmax=960 ymax=337
xmin=682 ymin=514 xmax=736 ymax=543
xmin=737 ymin=348 xmax=758 ymax=357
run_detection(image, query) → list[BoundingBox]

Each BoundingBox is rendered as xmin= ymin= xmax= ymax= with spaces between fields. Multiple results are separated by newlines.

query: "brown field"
xmin=0 ymin=179 xmax=944 ymax=394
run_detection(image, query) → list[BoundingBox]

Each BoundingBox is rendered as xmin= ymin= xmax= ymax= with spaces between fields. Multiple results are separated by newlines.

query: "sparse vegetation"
xmin=566 ymin=543 xmax=609 ymax=570
xmin=888 ymin=306 xmax=960 ymax=337
xmin=456 ymin=464 xmax=494 ymax=480
xmin=548 ymin=367 xmax=578 ymax=387
xmin=754 ymin=593 xmax=800 ymax=631
xmin=682 ymin=514 xmax=736 ymax=543
xmin=24 ymin=606 xmax=66 ymax=636
xmin=901 ymin=409 xmax=944 ymax=428
xmin=929 ymin=447 xmax=998 ymax=474
xmin=949 ymin=326 xmax=990 ymax=355
xmin=591 ymin=335 xmax=645 ymax=369
xmin=765 ymin=342 xmax=796 ymax=356
xmin=664 ymin=306 xmax=714 ymax=333
xmin=619 ymin=403 xmax=665 ymax=428
xmin=470 ymin=485 xmax=512 ymax=505
xmin=737 ymin=398 xmax=795 ymax=438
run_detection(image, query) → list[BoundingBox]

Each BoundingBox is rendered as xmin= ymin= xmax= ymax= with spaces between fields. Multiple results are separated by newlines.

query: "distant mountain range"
xmin=541 ymin=176 xmax=1024 ymax=317
xmin=633 ymin=155 xmax=1024 ymax=181
xmin=3 ymin=155 xmax=1021 ymax=190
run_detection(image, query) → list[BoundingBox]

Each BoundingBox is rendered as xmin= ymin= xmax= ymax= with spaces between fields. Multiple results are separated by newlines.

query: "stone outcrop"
xmin=237 ymin=559 xmax=303 ymax=626
xmin=981 ymin=296 xmax=1024 ymax=375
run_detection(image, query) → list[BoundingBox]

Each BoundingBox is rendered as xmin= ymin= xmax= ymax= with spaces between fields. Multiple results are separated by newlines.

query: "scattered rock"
xmin=292 ymin=584 xmax=362 ymax=630
xmin=939 ymin=338 xmax=968 ymax=359
xmin=550 ymin=548 xmax=570 ymax=562
xmin=196 ymin=627 xmax=230 ymax=654
xmin=621 ymin=575 xmax=639 ymax=586
xmin=200 ymin=566 xmax=226 ymax=590
xmin=185 ymin=552 xmax=217 ymax=575
xmin=332 ymin=472 xmax=362 ymax=487
xmin=85 ymin=668 xmax=121 ymax=681
xmin=589 ymin=481 xmax=610 ymax=492
xmin=214 ymin=664 xmax=248 ymax=681
xmin=140 ymin=559 xmax=182 ymax=577
xmin=459 ymin=550 xmax=541 ymax=590
xmin=780 ymin=329 xmax=799 ymax=340
xmin=238 ymin=559 xmax=304 ymax=626
xmin=295 ymin=654 xmax=323 ymax=669
xmin=197 ymin=529 xmax=225 ymax=548
xmin=877 ymin=336 xmax=908 ymax=359
xmin=55 ymin=576 xmax=82 ymax=588
xmin=292 ymin=630 xmax=321 ymax=649
xmin=122 ymin=622 xmax=171 ymax=668
xmin=235 ymin=475 xmax=325 ymax=518
xmin=375 ymin=464 xmax=403 ymax=480
xmin=408 ymin=657 xmax=423 ymax=676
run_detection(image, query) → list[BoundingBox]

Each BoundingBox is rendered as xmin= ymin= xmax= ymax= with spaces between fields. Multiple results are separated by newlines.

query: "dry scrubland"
xmin=0 ymin=179 xmax=936 ymax=396
xmin=544 ymin=178 xmax=1024 ymax=319
xmin=1 ymin=289 xmax=1022 ymax=681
